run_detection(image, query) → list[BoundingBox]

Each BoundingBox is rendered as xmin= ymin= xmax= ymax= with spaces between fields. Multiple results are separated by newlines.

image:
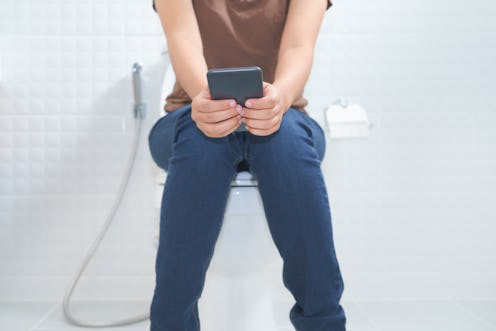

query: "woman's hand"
xmin=241 ymin=82 xmax=289 ymax=136
xmin=191 ymin=85 xmax=243 ymax=138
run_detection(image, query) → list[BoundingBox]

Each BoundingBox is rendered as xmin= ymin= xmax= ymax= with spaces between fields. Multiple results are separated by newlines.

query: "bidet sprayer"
xmin=132 ymin=62 xmax=146 ymax=118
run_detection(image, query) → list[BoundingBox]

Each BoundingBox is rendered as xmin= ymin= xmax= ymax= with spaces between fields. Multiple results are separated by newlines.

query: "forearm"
xmin=273 ymin=46 xmax=314 ymax=112
xmin=167 ymin=36 xmax=209 ymax=99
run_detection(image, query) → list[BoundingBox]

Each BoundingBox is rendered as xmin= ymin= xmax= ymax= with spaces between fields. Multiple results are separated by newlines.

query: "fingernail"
xmin=236 ymin=104 xmax=242 ymax=112
xmin=245 ymin=101 xmax=252 ymax=108
xmin=230 ymin=100 xmax=236 ymax=107
xmin=237 ymin=114 xmax=241 ymax=120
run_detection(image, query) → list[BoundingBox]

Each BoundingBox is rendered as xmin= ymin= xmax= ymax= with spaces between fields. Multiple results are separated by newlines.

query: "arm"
xmin=153 ymin=0 xmax=208 ymax=98
xmin=242 ymin=0 xmax=330 ymax=136
xmin=273 ymin=0 xmax=329 ymax=113
xmin=153 ymin=0 xmax=243 ymax=138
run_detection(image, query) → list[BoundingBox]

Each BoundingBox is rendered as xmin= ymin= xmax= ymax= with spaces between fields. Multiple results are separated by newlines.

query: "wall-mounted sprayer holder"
xmin=132 ymin=62 xmax=147 ymax=119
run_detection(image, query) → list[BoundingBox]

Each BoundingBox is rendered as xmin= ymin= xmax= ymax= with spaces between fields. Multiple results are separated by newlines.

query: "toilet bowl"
xmin=154 ymin=166 xmax=282 ymax=331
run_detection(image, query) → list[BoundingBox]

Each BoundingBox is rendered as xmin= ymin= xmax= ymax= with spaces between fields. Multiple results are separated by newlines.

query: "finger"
xmin=242 ymin=107 xmax=277 ymax=120
xmin=201 ymin=113 xmax=241 ymax=136
xmin=245 ymin=94 xmax=277 ymax=110
xmin=245 ymin=83 xmax=276 ymax=110
xmin=197 ymin=107 xmax=239 ymax=123
xmin=245 ymin=119 xmax=280 ymax=136
xmin=198 ymin=98 xmax=237 ymax=113
xmin=243 ymin=115 xmax=279 ymax=130
xmin=218 ymin=114 xmax=243 ymax=137
xmin=214 ymin=114 xmax=242 ymax=137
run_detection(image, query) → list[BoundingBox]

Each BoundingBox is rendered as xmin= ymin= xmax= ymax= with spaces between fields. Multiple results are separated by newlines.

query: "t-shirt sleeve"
xmin=326 ymin=0 xmax=333 ymax=11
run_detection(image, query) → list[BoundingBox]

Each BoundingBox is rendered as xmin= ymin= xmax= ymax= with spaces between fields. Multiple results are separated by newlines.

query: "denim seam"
xmin=232 ymin=155 xmax=244 ymax=168
xmin=228 ymin=131 xmax=244 ymax=167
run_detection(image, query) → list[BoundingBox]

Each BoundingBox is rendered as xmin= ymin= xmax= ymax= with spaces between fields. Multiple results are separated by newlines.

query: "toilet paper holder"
xmin=322 ymin=98 xmax=373 ymax=139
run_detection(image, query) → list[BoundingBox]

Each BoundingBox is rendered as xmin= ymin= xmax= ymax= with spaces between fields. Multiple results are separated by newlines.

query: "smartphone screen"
xmin=207 ymin=66 xmax=264 ymax=132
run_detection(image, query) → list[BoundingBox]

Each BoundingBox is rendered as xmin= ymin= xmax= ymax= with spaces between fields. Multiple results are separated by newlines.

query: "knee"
xmin=168 ymin=111 xmax=238 ymax=174
xmin=148 ymin=116 xmax=176 ymax=171
xmin=248 ymin=108 xmax=320 ymax=170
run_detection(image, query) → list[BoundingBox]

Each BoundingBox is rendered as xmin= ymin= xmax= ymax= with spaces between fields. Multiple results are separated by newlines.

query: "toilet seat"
xmin=231 ymin=171 xmax=257 ymax=187
xmin=155 ymin=159 xmax=257 ymax=186
xmin=232 ymin=159 xmax=258 ymax=187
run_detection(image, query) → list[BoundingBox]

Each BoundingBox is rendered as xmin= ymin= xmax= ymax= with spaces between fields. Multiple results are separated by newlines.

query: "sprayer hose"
xmin=62 ymin=115 xmax=151 ymax=327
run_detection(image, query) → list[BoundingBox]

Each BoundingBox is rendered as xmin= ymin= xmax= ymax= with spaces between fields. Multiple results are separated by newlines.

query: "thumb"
xmin=200 ymin=84 xmax=211 ymax=99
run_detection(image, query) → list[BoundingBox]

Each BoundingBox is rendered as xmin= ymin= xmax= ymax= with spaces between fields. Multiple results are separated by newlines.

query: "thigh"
xmin=151 ymin=107 xmax=242 ymax=330
xmin=156 ymin=104 xmax=242 ymax=269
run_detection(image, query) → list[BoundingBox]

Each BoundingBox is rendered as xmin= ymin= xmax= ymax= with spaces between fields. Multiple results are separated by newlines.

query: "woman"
xmin=148 ymin=0 xmax=346 ymax=330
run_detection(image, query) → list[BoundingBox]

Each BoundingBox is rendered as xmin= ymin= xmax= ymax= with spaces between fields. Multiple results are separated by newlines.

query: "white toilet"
xmin=152 ymin=49 xmax=283 ymax=331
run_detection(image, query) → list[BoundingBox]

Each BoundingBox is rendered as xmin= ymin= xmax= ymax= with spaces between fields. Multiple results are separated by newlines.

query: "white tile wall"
xmin=0 ymin=0 xmax=166 ymax=301
xmin=1 ymin=0 xmax=495 ymax=302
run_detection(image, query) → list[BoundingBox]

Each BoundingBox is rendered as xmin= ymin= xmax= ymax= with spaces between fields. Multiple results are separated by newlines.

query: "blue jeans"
xmin=148 ymin=104 xmax=346 ymax=331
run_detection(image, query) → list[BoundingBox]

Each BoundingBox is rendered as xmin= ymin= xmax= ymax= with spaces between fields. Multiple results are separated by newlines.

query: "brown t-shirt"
xmin=153 ymin=0 xmax=332 ymax=114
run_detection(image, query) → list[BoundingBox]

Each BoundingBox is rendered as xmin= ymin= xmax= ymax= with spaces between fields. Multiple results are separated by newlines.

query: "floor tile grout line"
xmin=28 ymin=302 xmax=60 ymax=331
xmin=0 ymin=299 xmax=152 ymax=303
xmin=340 ymin=297 xmax=496 ymax=303
xmin=452 ymin=300 xmax=496 ymax=331
xmin=3 ymin=299 xmax=496 ymax=331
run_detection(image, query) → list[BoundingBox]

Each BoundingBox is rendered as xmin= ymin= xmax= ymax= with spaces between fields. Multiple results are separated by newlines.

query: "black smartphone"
xmin=207 ymin=66 xmax=264 ymax=132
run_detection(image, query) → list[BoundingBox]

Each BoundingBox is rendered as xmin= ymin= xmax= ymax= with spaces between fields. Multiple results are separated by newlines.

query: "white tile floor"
xmin=1 ymin=300 xmax=495 ymax=331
